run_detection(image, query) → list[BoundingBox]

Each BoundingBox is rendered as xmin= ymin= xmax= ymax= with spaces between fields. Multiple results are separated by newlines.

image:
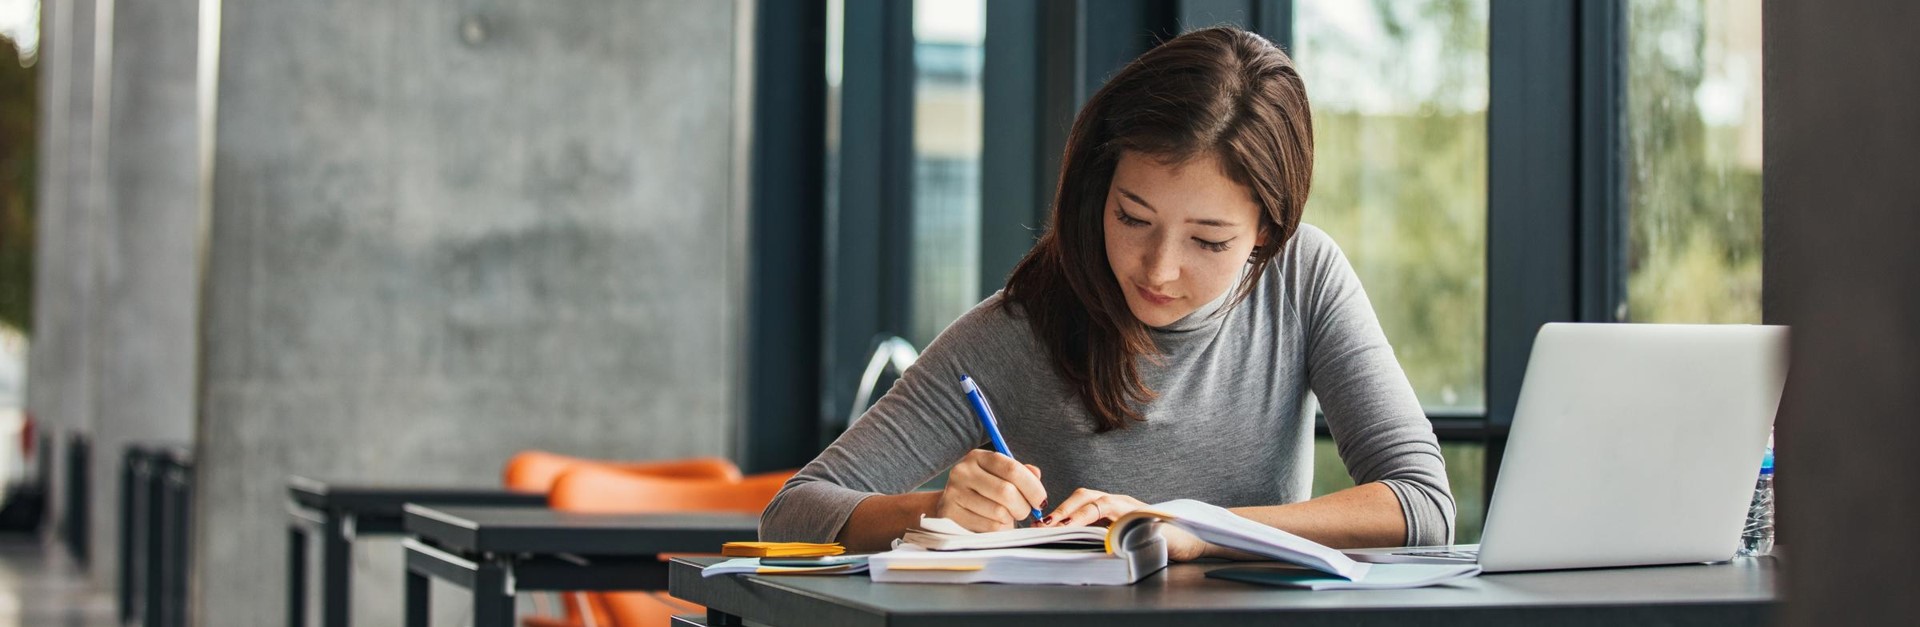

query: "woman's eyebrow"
xmin=1117 ymin=187 xmax=1238 ymax=227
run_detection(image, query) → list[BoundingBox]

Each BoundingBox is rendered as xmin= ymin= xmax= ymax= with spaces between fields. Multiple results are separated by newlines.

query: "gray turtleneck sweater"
xmin=760 ymin=224 xmax=1456 ymax=547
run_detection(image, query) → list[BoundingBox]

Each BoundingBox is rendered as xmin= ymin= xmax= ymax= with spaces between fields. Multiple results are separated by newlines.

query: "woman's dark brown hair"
xmin=999 ymin=26 xmax=1314 ymax=432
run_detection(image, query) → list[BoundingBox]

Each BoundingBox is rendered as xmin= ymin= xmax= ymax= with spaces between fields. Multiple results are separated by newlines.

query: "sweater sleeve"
xmin=1290 ymin=226 xmax=1457 ymax=546
xmin=757 ymin=298 xmax=1008 ymax=542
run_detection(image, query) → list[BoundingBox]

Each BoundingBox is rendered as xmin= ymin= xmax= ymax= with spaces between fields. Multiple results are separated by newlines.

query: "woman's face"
xmin=1103 ymin=151 xmax=1268 ymax=328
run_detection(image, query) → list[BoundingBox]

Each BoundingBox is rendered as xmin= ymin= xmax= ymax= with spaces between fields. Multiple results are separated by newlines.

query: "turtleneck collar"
xmin=1147 ymin=263 xmax=1254 ymax=335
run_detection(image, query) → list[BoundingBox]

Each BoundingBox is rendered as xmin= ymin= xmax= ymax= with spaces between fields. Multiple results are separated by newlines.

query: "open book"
xmin=871 ymin=499 xmax=1368 ymax=585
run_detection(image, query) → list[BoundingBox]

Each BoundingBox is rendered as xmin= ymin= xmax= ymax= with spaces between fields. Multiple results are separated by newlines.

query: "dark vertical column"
xmin=980 ymin=0 xmax=1186 ymax=300
xmin=822 ymin=0 xmax=915 ymax=440
xmin=402 ymin=567 xmax=429 ymax=627
xmin=63 ymin=434 xmax=88 ymax=561
xmin=1766 ymin=1 xmax=1920 ymax=623
xmin=742 ymin=0 xmax=827 ymax=473
xmin=286 ymin=525 xmax=307 ymax=627
xmin=320 ymin=514 xmax=350 ymax=627
xmin=470 ymin=561 xmax=516 ymax=627
xmin=119 ymin=449 xmax=139 ymax=622
xmin=1485 ymin=0 xmax=1579 ymax=490
xmin=981 ymin=0 xmax=1045 ymax=296
xmin=1576 ymin=0 xmax=1625 ymax=324
xmin=1076 ymin=0 xmax=1176 ymax=103
xmin=141 ymin=454 xmax=164 ymax=627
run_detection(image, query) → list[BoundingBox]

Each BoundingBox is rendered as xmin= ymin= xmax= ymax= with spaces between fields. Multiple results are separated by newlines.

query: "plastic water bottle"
xmin=1736 ymin=445 xmax=1774 ymax=557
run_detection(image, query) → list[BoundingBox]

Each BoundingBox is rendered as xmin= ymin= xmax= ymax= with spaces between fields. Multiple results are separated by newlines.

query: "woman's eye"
xmin=1195 ymin=238 xmax=1232 ymax=253
xmin=1115 ymin=209 xmax=1149 ymax=227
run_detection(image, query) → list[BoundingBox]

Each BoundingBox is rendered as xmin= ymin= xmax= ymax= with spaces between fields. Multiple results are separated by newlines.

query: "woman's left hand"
xmin=1040 ymin=488 xmax=1210 ymax=562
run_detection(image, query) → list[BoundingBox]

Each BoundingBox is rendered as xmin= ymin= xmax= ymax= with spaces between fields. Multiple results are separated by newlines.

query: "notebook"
xmin=870 ymin=499 xmax=1371 ymax=585
xmin=720 ymin=541 xmax=846 ymax=558
xmin=701 ymin=555 xmax=871 ymax=577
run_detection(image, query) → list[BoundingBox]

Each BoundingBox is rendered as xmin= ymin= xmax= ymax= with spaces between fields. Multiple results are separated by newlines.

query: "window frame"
xmin=760 ymin=0 xmax=1639 ymax=502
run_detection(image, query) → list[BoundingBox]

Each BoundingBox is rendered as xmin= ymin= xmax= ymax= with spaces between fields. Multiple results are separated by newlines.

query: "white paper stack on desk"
xmin=870 ymin=499 xmax=1479 ymax=588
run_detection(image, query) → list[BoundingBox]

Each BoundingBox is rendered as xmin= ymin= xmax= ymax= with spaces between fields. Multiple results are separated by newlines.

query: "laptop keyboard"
xmin=1394 ymin=549 xmax=1480 ymax=560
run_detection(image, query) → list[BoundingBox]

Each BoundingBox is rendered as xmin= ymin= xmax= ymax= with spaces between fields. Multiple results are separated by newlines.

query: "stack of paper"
xmin=721 ymin=541 xmax=845 ymax=558
xmin=901 ymin=517 xmax=1107 ymax=550
xmin=701 ymin=555 xmax=871 ymax=577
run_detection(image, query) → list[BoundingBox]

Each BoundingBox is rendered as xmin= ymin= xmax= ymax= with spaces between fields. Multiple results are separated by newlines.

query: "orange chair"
xmin=503 ymin=450 xmax=743 ymax=493
xmin=548 ymin=466 xmax=799 ymax=627
xmin=504 ymin=452 xmax=745 ymax=627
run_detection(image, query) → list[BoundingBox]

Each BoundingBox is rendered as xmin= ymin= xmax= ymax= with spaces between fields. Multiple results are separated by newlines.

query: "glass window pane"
xmin=1314 ymin=437 xmax=1487 ymax=543
xmin=1625 ymin=0 xmax=1763 ymax=324
xmin=907 ymin=0 xmax=986 ymax=348
xmin=1295 ymin=1 xmax=1489 ymax=544
xmin=1292 ymin=0 xmax=1489 ymax=413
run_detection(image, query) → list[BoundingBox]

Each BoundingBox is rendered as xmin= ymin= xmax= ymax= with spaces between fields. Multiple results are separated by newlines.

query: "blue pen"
xmin=959 ymin=374 xmax=1046 ymax=522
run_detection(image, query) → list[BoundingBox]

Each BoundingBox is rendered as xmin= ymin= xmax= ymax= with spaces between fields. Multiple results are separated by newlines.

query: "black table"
xmin=669 ymin=555 xmax=1778 ymax=627
xmin=401 ymin=505 xmax=761 ymax=627
xmin=285 ymin=477 xmax=548 ymax=627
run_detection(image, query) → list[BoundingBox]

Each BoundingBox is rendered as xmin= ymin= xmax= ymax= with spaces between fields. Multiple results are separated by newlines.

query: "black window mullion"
xmin=981 ymin=0 xmax=1047 ymax=298
xmin=1487 ymin=0 xmax=1621 ymax=494
xmin=743 ymin=0 xmax=828 ymax=472
xmin=1487 ymin=0 xmax=1580 ymax=491
xmin=823 ymin=0 xmax=916 ymax=442
xmin=1579 ymin=0 xmax=1627 ymax=324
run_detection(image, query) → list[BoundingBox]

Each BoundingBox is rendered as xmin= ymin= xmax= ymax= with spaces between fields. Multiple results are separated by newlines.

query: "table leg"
xmin=471 ymin=561 xmax=516 ymax=627
xmin=287 ymin=524 xmax=308 ymax=627
xmin=322 ymin=514 xmax=352 ymax=627
xmin=404 ymin=568 xmax=430 ymax=627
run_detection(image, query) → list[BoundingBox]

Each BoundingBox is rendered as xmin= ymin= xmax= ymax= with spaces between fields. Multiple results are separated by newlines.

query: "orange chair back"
xmin=502 ymin=450 xmax=742 ymax=493
xmin=547 ymin=466 xmax=800 ymax=627
xmin=503 ymin=452 xmax=745 ymax=627
xmin=548 ymin=467 xmax=791 ymax=515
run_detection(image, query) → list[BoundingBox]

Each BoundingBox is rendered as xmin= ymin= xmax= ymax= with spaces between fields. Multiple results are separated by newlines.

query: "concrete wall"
xmin=194 ymin=1 xmax=744 ymax=625
xmin=1765 ymin=0 xmax=1920 ymax=623
xmin=89 ymin=0 xmax=202 ymax=584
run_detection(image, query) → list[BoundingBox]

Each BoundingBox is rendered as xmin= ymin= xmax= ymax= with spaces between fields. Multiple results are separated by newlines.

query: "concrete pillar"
xmin=28 ymin=0 xmax=104 ymax=545
xmin=195 ymin=1 xmax=745 ymax=624
xmin=1767 ymin=0 xmax=1920 ymax=622
xmin=89 ymin=0 xmax=202 ymax=584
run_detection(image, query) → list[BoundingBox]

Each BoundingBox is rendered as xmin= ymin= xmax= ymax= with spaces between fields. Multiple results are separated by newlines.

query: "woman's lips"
xmin=1136 ymin=285 xmax=1175 ymax=305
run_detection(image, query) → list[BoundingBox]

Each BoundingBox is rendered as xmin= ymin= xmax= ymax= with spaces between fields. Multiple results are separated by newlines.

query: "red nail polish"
xmin=1040 ymin=516 xmax=1053 ymax=525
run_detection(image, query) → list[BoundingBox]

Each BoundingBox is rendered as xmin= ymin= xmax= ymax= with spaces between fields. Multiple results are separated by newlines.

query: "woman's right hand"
xmin=933 ymin=449 xmax=1048 ymax=532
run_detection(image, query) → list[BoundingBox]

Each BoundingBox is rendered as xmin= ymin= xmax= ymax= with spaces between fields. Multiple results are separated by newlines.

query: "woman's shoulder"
xmin=1254 ymin=222 xmax=1361 ymax=321
xmin=1281 ymin=223 xmax=1343 ymax=264
xmin=918 ymin=291 xmax=1047 ymax=363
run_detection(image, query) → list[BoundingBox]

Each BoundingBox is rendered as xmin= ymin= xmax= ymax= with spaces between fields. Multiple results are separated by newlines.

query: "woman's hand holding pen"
xmin=934 ymin=449 xmax=1049 ymax=532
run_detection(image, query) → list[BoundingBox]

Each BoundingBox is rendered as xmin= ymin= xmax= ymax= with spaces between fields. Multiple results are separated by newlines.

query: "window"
xmin=1624 ymin=0 xmax=1762 ymax=324
xmin=909 ymin=0 xmax=986 ymax=347
xmin=1314 ymin=438 xmax=1487 ymax=542
xmin=1294 ymin=0 xmax=1491 ymax=543
xmin=1292 ymin=0 xmax=1490 ymax=413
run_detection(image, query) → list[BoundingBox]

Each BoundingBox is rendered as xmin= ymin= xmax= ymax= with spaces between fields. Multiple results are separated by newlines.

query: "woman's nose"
xmin=1143 ymin=240 xmax=1181 ymax=284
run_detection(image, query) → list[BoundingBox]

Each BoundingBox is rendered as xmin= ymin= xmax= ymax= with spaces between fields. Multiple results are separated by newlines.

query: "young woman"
xmin=762 ymin=26 xmax=1453 ymax=561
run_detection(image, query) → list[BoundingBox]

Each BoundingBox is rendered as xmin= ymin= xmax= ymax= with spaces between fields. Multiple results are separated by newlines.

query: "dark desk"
xmin=669 ymin=556 xmax=1777 ymax=627
xmin=284 ymin=477 xmax=547 ymax=627
xmin=402 ymin=505 xmax=761 ymax=627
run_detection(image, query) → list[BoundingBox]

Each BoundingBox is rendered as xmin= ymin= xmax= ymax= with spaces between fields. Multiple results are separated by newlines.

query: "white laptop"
xmin=1345 ymin=323 xmax=1787 ymax=573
